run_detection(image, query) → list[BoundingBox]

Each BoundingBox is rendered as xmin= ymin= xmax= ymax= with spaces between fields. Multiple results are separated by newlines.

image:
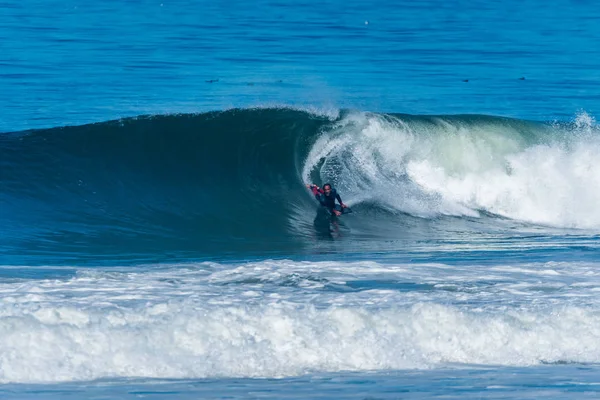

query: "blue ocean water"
xmin=2 ymin=0 xmax=600 ymax=398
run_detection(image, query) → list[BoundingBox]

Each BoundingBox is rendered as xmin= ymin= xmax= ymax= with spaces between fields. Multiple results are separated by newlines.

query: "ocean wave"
xmin=1 ymin=108 xmax=599 ymax=262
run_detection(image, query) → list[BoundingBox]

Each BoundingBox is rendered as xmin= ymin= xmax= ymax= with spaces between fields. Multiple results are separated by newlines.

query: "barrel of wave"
xmin=301 ymin=110 xmax=600 ymax=228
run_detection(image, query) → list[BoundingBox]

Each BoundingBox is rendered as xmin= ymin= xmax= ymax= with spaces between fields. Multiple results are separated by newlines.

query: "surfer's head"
xmin=323 ymin=183 xmax=332 ymax=195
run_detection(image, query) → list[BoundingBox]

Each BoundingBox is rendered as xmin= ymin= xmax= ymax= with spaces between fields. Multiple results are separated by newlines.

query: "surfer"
xmin=306 ymin=183 xmax=347 ymax=216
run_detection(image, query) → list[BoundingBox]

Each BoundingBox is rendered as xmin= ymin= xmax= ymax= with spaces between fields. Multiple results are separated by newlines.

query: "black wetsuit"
xmin=316 ymin=189 xmax=343 ymax=212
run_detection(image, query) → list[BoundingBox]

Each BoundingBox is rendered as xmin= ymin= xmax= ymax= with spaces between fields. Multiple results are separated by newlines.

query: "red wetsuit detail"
xmin=311 ymin=186 xmax=324 ymax=196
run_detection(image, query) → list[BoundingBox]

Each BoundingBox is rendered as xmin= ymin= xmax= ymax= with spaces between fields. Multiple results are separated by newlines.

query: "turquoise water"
xmin=2 ymin=0 xmax=600 ymax=398
xmin=3 ymin=367 xmax=600 ymax=399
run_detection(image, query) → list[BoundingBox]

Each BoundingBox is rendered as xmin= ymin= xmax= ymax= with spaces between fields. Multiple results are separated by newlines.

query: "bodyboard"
xmin=334 ymin=204 xmax=353 ymax=215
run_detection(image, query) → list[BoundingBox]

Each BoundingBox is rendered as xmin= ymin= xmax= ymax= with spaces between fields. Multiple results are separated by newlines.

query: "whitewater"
xmin=3 ymin=259 xmax=600 ymax=384
xmin=303 ymin=110 xmax=600 ymax=227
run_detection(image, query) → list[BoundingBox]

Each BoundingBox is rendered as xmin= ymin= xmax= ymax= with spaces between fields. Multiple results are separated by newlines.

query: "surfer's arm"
xmin=335 ymin=193 xmax=346 ymax=207
xmin=308 ymin=184 xmax=324 ymax=197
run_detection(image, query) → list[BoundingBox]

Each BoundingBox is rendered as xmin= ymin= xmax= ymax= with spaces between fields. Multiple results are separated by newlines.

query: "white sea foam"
xmin=2 ymin=300 xmax=600 ymax=383
xmin=1 ymin=259 xmax=600 ymax=383
xmin=303 ymin=111 xmax=600 ymax=228
xmin=246 ymin=103 xmax=341 ymax=120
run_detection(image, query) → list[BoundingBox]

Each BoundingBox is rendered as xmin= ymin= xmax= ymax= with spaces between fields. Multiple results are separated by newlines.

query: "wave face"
xmin=1 ymin=108 xmax=599 ymax=263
